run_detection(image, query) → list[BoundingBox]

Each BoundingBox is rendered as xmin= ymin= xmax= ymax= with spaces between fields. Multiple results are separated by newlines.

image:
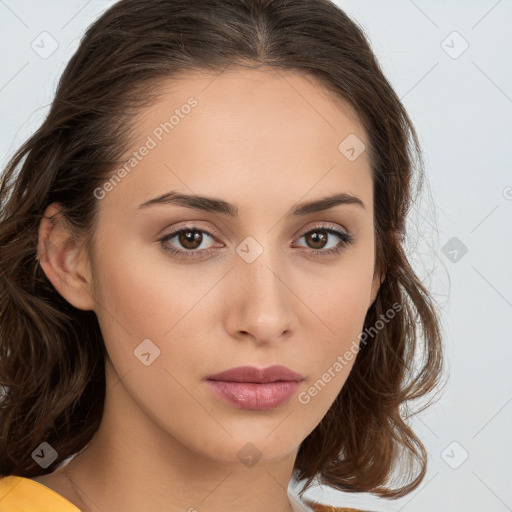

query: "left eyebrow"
xmin=137 ymin=191 xmax=366 ymax=216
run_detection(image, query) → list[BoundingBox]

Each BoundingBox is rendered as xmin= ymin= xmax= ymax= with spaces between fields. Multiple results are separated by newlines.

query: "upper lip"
xmin=206 ymin=365 xmax=304 ymax=383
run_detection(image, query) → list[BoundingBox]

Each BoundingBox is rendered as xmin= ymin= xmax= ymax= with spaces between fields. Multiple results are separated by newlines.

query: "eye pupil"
xmin=179 ymin=230 xmax=202 ymax=249
xmin=307 ymin=231 xmax=327 ymax=249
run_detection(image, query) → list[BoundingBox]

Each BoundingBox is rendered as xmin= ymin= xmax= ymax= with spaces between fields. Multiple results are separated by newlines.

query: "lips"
xmin=206 ymin=365 xmax=304 ymax=383
xmin=205 ymin=365 xmax=305 ymax=410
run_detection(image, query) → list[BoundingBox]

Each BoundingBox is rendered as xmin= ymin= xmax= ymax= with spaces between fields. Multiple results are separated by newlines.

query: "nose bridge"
xmin=229 ymin=233 xmax=295 ymax=339
xmin=237 ymin=234 xmax=286 ymax=302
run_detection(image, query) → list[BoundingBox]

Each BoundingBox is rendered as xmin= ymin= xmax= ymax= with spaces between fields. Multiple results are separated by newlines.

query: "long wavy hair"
xmin=0 ymin=0 xmax=443 ymax=499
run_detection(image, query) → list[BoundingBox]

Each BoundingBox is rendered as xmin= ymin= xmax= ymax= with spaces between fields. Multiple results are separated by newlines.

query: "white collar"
xmin=288 ymin=492 xmax=315 ymax=511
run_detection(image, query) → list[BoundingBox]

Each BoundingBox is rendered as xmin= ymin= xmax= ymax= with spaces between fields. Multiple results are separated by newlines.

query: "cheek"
xmin=90 ymin=237 xmax=219 ymax=376
xmin=308 ymin=269 xmax=371 ymax=339
xmin=91 ymin=228 xmax=185 ymax=333
xmin=299 ymin=270 xmax=371 ymax=392
xmin=93 ymin=253 xmax=164 ymax=337
xmin=89 ymin=238 xmax=171 ymax=363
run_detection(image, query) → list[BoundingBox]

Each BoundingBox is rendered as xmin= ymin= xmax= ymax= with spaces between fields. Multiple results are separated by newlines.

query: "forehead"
xmin=100 ymin=67 xmax=373 ymax=216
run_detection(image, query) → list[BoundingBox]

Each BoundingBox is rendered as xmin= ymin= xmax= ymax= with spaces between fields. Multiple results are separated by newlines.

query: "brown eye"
xmin=294 ymin=225 xmax=354 ymax=256
xmin=178 ymin=230 xmax=203 ymax=250
xmin=304 ymin=230 xmax=329 ymax=250
xmin=158 ymin=226 xmax=219 ymax=259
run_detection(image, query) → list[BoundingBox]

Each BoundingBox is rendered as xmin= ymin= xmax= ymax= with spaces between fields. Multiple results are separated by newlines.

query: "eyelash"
xmin=157 ymin=223 xmax=355 ymax=260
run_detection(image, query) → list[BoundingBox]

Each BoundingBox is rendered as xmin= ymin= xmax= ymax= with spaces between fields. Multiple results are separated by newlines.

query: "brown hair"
xmin=0 ymin=0 xmax=443 ymax=499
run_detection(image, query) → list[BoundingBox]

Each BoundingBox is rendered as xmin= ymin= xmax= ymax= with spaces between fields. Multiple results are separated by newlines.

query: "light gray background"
xmin=1 ymin=1 xmax=511 ymax=511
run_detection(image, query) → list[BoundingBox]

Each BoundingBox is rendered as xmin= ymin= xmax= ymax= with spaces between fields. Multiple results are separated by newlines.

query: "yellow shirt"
xmin=0 ymin=475 xmax=81 ymax=511
xmin=0 ymin=475 xmax=368 ymax=512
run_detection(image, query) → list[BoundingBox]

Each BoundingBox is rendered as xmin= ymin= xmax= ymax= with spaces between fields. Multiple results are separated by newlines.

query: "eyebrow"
xmin=137 ymin=191 xmax=365 ymax=216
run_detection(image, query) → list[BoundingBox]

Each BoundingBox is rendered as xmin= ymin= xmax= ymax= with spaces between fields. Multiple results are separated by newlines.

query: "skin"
xmin=34 ymin=67 xmax=383 ymax=512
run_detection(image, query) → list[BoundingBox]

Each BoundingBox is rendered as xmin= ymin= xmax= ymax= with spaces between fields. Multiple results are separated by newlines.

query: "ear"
xmin=37 ymin=202 xmax=95 ymax=311
xmin=369 ymin=269 xmax=385 ymax=308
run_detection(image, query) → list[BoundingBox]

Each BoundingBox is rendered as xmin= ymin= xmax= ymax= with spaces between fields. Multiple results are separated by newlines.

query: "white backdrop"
xmin=1 ymin=1 xmax=511 ymax=511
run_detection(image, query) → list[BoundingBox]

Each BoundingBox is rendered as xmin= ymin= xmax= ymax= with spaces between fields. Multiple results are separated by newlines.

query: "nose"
xmin=224 ymin=245 xmax=297 ymax=345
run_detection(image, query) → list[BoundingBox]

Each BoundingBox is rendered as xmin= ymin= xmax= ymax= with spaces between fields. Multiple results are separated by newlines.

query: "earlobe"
xmin=37 ymin=203 xmax=96 ymax=311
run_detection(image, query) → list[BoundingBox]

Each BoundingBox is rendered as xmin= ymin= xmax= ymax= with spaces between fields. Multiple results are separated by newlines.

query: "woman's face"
xmin=84 ymin=68 xmax=379 ymax=464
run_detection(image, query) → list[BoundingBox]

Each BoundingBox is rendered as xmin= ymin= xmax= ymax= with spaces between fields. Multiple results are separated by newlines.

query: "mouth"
xmin=205 ymin=364 xmax=305 ymax=410
xmin=206 ymin=364 xmax=304 ymax=384
xmin=205 ymin=380 xmax=303 ymax=410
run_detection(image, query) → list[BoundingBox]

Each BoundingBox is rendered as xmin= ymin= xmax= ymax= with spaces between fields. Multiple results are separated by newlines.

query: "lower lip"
xmin=205 ymin=380 xmax=302 ymax=410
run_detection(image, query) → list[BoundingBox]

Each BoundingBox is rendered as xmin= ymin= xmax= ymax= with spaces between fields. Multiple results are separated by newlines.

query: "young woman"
xmin=0 ymin=0 xmax=443 ymax=511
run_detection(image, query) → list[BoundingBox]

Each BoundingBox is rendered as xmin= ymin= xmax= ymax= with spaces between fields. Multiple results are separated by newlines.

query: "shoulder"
xmin=0 ymin=475 xmax=80 ymax=511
